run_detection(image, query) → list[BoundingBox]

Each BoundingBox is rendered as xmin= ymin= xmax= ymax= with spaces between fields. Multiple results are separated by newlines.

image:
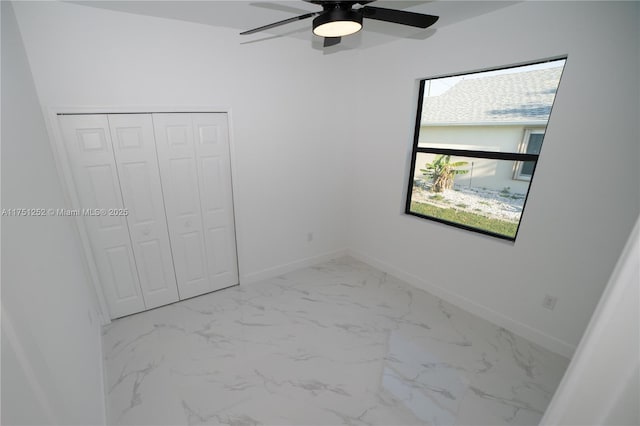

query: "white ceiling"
xmin=69 ymin=1 xmax=516 ymax=51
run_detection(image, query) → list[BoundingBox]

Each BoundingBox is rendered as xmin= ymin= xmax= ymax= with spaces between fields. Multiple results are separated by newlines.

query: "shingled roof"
xmin=421 ymin=66 xmax=563 ymax=125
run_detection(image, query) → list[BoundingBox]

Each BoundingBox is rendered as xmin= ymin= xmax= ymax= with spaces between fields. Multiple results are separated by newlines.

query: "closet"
xmin=59 ymin=113 xmax=238 ymax=319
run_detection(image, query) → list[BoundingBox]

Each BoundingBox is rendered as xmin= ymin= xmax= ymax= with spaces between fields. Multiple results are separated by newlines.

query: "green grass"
xmin=410 ymin=201 xmax=518 ymax=238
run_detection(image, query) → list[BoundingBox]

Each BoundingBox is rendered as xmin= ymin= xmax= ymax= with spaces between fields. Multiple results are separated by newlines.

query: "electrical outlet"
xmin=542 ymin=294 xmax=557 ymax=311
xmin=307 ymin=232 xmax=313 ymax=242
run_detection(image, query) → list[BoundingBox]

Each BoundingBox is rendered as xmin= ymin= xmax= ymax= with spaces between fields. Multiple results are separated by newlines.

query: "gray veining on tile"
xmin=102 ymin=257 xmax=569 ymax=425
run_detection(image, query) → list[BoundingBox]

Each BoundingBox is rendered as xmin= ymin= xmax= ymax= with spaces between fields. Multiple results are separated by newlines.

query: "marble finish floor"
xmin=102 ymin=257 xmax=569 ymax=425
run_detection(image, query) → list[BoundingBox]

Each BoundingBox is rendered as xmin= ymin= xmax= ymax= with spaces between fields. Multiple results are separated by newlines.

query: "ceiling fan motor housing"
xmin=312 ymin=6 xmax=363 ymax=37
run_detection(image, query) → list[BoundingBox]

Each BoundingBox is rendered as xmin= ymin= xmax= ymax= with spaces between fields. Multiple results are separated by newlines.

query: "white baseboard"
xmin=240 ymin=248 xmax=349 ymax=285
xmin=347 ymin=249 xmax=576 ymax=359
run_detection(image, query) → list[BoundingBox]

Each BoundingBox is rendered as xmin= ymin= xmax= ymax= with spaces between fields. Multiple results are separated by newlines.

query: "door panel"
xmin=138 ymin=240 xmax=169 ymax=292
xmin=106 ymin=245 xmax=140 ymax=300
xmin=192 ymin=113 xmax=239 ymax=289
xmin=153 ymin=114 xmax=210 ymax=299
xmin=108 ymin=114 xmax=179 ymax=309
xmin=59 ymin=115 xmax=145 ymax=318
xmin=181 ymin=232 xmax=206 ymax=282
xmin=154 ymin=113 xmax=238 ymax=299
xmin=118 ymin=162 xmax=155 ymax=222
xmin=169 ymin=158 xmax=198 ymax=215
xmin=86 ymin=164 xmax=125 ymax=229
xmin=208 ymin=227 xmax=231 ymax=276
xmin=200 ymin=157 xmax=224 ymax=211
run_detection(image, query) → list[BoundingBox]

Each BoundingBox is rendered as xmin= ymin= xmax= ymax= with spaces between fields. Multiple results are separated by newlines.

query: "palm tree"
xmin=420 ymin=155 xmax=469 ymax=193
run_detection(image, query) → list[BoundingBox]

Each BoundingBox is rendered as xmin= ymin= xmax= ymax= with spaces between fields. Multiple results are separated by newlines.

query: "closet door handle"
xmin=185 ymin=219 xmax=192 ymax=228
xmin=142 ymin=227 xmax=151 ymax=236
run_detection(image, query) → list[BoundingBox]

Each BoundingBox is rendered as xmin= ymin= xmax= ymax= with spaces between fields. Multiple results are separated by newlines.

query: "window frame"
xmin=405 ymin=58 xmax=566 ymax=242
xmin=513 ymin=128 xmax=546 ymax=181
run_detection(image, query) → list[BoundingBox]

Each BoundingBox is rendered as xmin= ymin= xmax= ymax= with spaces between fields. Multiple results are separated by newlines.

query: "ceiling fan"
xmin=240 ymin=1 xmax=439 ymax=47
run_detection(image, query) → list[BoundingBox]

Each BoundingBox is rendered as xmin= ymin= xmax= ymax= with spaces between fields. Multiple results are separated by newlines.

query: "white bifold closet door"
xmin=153 ymin=113 xmax=239 ymax=299
xmin=60 ymin=114 xmax=178 ymax=317
xmin=107 ymin=114 xmax=179 ymax=309
xmin=59 ymin=112 xmax=238 ymax=319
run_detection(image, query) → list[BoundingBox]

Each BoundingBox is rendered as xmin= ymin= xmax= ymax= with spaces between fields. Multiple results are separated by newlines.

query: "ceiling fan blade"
xmin=324 ymin=37 xmax=341 ymax=47
xmin=240 ymin=12 xmax=319 ymax=35
xmin=362 ymin=6 xmax=438 ymax=28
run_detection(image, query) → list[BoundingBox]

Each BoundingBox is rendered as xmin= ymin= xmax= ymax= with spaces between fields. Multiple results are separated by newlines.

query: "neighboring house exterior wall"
xmin=415 ymin=124 xmax=545 ymax=194
xmin=414 ymin=65 xmax=564 ymax=196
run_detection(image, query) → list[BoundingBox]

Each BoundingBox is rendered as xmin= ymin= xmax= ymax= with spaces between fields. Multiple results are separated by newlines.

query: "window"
xmin=405 ymin=58 xmax=566 ymax=241
xmin=514 ymin=129 xmax=545 ymax=181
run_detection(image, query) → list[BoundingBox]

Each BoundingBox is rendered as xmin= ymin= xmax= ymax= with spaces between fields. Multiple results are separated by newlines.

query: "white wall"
xmin=11 ymin=0 xmax=354 ymax=282
xmin=541 ymin=217 xmax=639 ymax=425
xmin=348 ymin=1 xmax=639 ymax=356
xmin=1 ymin=2 xmax=106 ymax=424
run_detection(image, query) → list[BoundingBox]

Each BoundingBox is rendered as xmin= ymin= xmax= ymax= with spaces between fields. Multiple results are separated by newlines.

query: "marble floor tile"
xmin=102 ymin=257 xmax=569 ymax=425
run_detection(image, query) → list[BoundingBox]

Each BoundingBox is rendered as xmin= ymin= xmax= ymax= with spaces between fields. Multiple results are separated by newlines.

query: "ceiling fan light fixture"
xmin=312 ymin=8 xmax=363 ymax=38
